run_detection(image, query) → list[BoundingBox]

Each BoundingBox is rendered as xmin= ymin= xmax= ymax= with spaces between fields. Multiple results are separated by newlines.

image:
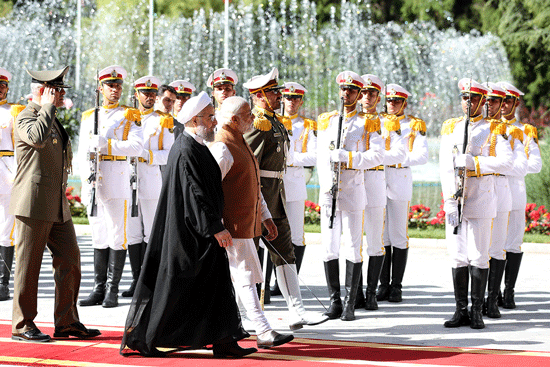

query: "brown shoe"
xmin=12 ymin=328 xmax=51 ymax=342
xmin=54 ymin=322 xmax=101 ymax=339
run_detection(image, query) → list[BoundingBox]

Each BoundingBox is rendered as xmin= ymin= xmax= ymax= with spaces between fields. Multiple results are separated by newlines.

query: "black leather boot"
xmin=0 ymin=246 xmax=14 ymax=301
xmin=503 ymin=252 xmax=523 ymax=309
xmin=79 ymin=248 xmax=109 ymax=306
xmin=122 ymin=243 xmax=142 ymax=298
xmin=102 ymin=249 xmax=127 ymax=308
xmin=376 ymin=246 xmax=391 ymax=301
xmin=470 ymin=266 xmax=489 ymax=329
xmin=323 ymin=259 xmax=342 ymax=319
xmin=486 ymin=258 xmax=506 ymax=318
xmin=388 ymin=247 xmax=408 ymax=302
xmin=355 ymin=270 xmax=366 ymax=309
xmin=365 ymin=255 xmax=384 ymax=310
xmin=444 ymin=267 xmax=470 ymax=327
xmin=341 ymin=260 xmax=362 ymax=321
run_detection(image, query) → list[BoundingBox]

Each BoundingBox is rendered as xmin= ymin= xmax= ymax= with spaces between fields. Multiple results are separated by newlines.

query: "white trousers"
xmin=0 ymin=194 xmax=15 ymax=248
xmin=446 ymin=217 xmax=492 ymax=269
xmin=235 ymin=284 xmax=271 ymax=335
xmin=321 ymin=205 xmax=364 ymax=263
xmin=363 ymin=206 xmax=385 ymax=257
xmin=383 ymin=199 xmax=409 ymax=250
xmin=286 ymin=200 xmax=305 ymax=246
xmin=226 ymin=238 xmax=263 ymax=286
xmin=88 ymin=198 xmax=129 ymax=250
xmin=127 ymin=199 xmax=159 ymax=245
xmin=505 ymin=209 xmax=524 ymax=254
xmin=489 ymin=211 xmax=510 ymax=260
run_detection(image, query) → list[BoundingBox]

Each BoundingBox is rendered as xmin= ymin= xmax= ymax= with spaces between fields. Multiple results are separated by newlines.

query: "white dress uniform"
xmin=282 ymin=114 xmax=317 ymax=248
xmin=317 ymin=109 xmax=384 ymax=263
xmin=127 ymin=110 xmax=174 ymax=244
xmin=0 ymin=101 xmax=16 ymax=248
xmin=78 ymin=104 xmax=143 ymax=250
xmin=440 ymin=115 xmax=513 ymax=268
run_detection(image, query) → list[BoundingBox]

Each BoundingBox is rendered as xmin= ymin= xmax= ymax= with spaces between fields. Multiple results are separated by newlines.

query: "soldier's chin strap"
xmin=471 ymin=97 xmax=484 ymax=117
xmin=260 ymin=89 xmax=274 ymax=111
xmin=489 ymin=99 xmax=504 ymax=119
xmin=344 ymin=91 xmax=361 ymax=107
xmin=101 ymin=91 xmax=119 ymax=108
xmin=503 ymin=97 xmax=518 ymax=119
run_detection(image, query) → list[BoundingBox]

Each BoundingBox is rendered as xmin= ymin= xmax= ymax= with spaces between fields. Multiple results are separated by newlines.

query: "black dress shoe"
xmin=256 ymin=330 xmax=294 ymax=349
xmin=12 ymin=328 xmax=51 ymax=342
xmin=54 ymin=322 xmax=101 ymax=339
xmin=212 ymin=341 xmax=257 ymax=358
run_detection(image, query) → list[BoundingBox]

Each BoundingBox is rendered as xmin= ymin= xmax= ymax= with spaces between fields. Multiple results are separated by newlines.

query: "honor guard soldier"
xmin=123 ymin=76 xmax=174 ymax=298
xmin=78 ymin=65 xmax=144 ymax=308
xmin=440 ymin=79 xmax=512 ymax=329
xmin=169 ymin=80 xmax=195 ymax=137
xmin=269 ymin=82 xmax=316 ymax=296
xmin=317 ymin=71 xmax=384 ymax=321
xmin=0 ymin=68 xmax=18 ymax=301
xmin=481 ymin=82 xmax=526 ymax=318
xmin=208 ymin=68 xmax=238 ymax=109
xmin=377 ymin=84 xmax=428 ymax=303
xmin=497 ymin=81 xmax=542 ymax=310
xmin=355 ymin=74 xmax=400 ymax=311
xmin=243 ymin=68 xmax=328 ymax=330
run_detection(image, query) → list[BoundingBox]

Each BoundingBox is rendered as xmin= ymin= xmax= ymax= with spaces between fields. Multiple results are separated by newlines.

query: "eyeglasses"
xmin=196 ymin=114 xmax=216 ymax=121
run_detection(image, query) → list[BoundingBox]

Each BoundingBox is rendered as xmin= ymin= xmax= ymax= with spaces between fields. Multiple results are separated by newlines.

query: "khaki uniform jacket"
xmin=9 ymin=101 xmax=72 ymax=222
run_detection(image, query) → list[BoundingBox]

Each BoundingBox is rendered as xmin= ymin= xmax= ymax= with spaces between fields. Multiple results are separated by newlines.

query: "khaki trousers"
xmin=12 ymin=216 xmax=81 ymax=333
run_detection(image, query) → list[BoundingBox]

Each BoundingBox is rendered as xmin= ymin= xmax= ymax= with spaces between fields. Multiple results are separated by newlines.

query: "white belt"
xmin=260 ymin=170 xmax=284 ymax=179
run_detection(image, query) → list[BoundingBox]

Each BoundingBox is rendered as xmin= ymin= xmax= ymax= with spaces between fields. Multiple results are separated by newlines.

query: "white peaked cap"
xmin=282 ymin=82 xmax=307 ymax=95
xmin=335 ymin=71 xmax=365 ymax=89
xmin=243 ymin=68 xmax=280 ymax=93
xmin=482 ymin=82 xmax=507 ymax=99
xmin=207 ymin=68 xmax=239 ymax=88
xmin=97 ymin=65 xmax=127 ymax=83
xmin=176 ymin=91 xmax=212 ymax=124
xmin=361 ymin=74 xmax=384 ymax=92
xmin=458 ymin=78 xmax=487 ymax=96
xmin=170 ymin=80 xmax=196 ymax=95
xmin=0 ymin=67 xmax=12 ymax=83
xmin=386 ymin=83 xmax=411 ymax=99
xmin=496 ymin=81 xmax=524 ymax=98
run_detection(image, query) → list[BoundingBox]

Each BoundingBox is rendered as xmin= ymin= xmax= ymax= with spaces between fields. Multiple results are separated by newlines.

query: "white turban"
xmin=176 ymin=91 xmax=212 ymax=124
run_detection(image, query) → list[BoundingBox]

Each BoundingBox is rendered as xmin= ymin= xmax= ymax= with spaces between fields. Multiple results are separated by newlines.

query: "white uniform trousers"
xmin=286 ymin=200 xmax=305 ymax=247
xmin=127 ymin=199 xmax=158 ymax=245
xmin=505 ymin=209 xmax=524 ymax=254
xmin=363 ymin=206 xmax=386 ymax=257
xmin=321 ymin=205 xmax=364 ymax=263
xmin=0 ymin=194 xmax=15 ymax=248
xmin=489 ymin=211 xmax=510 ymax=260
xmin=383 ymin=199 xmax=409 ymax=250
xmin=227 ymin=238 xmax=271 ymax=335
xmin=446 ymin=217 xmax=493 ymax=269
xmin=88 ymin=198 xmax=129 ymax=250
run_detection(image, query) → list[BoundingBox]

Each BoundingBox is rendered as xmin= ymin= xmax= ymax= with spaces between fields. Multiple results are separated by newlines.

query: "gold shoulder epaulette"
xmin=81 ymin=108 xmax=95 ymax=121
xmin=317 ymin=110 xmax=338 ymax=131
xmin=124 ymin=107 xmax=141 ymax=126
xmin=276 ymin=114 xmax=293 ymax=131
xmin=441 ymin=117 xmax=460 ymax=135
xmin=490 ymin=120 xmax=507 ymax=136
xmin=383 ymin=115 xmax=401 ymax=133
xmin=524 ymin=124 xmax=539 ymax=142
xmin=253 ymin=114 xmax=272 ymax=131
xmin=159 ymin=113 xmax=174 ymax=129
xmin=10 ymin=104 xmax=26 ymax=118
xmin=362 ymin=114 xmax=381 ymax=133
xmin=303 ymin=117 xmax=317 ymax=131
xmin=409 ymin=116 xmax=427 ymax=136
xmin=508 ymin=126 xmax=524 ymax=143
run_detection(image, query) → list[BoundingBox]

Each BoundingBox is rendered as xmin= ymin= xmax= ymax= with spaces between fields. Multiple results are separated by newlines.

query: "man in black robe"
xmin=120 ymin=92 xmax=256 ymax=358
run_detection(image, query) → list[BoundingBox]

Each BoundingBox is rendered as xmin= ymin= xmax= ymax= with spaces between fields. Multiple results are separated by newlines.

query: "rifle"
xmin=129 ymin=94 xmax=139 ymax=217
xmin=87 ymin=70 xmax=100 ymax=217
xmin=452 ymin=78 xmax=472 ymax=234
xmin=328 ymin=96 xmax=345 ymax=229
xmin=383 ymin=80 xmax=388 ymax=114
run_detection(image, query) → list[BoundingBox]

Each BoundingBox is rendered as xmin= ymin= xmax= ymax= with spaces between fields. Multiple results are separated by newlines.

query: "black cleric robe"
xmin=121 ymin=130 xmax=247 ymax=356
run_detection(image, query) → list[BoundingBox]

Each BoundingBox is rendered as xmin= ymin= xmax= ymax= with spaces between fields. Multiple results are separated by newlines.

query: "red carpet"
xmin=1 ymin=320 xmax=549 ymax=367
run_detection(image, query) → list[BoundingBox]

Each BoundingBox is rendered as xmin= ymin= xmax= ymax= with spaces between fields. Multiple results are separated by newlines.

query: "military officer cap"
xmin=0 ymin=67 xmax=12 ymax=86
xmin=361 ymin=74 xmax=384 ymax=93
xmin=26 ymin=66 xmax=71 ymax=88
xmin=458 ymin=78 xmax=487 ymax=97
xmin=176 ymin=91 xmax=212 ymax=124
xmin=385 ymin=83 xmax=410 ymax=101
xmin=496 ymin=81 xmax=524 ymax=99
xmin=335 ymin=71 xmax=365 ymax=91
xmin=482 ymin=82 xmax=507 ymax=100
xmin=134 ymin=76 xmax=161 ymax=92
xmin=207 ymin=68 xmax=238 ymax=88
xmin=282 ymin=82 xmax=307 ymax=97
xmin=98 ymin=65 xmax=127 ymax=84
xmin=169 ymin=80 xmax=196 ymax=95
xmin=243 ymin=68 xmax=283 ymax=94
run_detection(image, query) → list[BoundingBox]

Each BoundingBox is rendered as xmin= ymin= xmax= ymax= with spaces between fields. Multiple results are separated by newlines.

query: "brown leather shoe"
xmin=12 ymin=328 xmax=51 ymax=342
xmin=54 ymin=322 xmax=101 ymax=339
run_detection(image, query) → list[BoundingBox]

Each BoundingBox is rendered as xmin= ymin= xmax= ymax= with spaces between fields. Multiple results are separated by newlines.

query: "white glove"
xmin=444 ymin=199 xmax=459 ymax=227
xmin=330 ymin=149 xmax=348 ymax=163
xmin=454 ymin=154 xmax=475 ymax=170
xmin=89 ymin=135 xmax=108 ymax=150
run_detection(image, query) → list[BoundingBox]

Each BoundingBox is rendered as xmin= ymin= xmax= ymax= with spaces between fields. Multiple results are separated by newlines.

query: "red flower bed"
xmin=525 ymin=203 xmax=550 ymax=235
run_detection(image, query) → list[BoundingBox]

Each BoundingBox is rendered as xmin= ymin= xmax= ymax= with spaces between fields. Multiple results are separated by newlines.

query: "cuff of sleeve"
xmin=108 ymin=139 xmax=112 ymax=156
xmin=474 ymin=156 xmax=480 ymax=175
xmin=148 ymin=150 xmax=153 ymax=165
xmin=348 ymin=151 xmax=353 ymax=169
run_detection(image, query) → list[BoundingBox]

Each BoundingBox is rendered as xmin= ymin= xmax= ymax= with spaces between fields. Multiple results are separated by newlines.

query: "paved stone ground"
xmin=1 ymin=225 xmax=549 ymax=355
